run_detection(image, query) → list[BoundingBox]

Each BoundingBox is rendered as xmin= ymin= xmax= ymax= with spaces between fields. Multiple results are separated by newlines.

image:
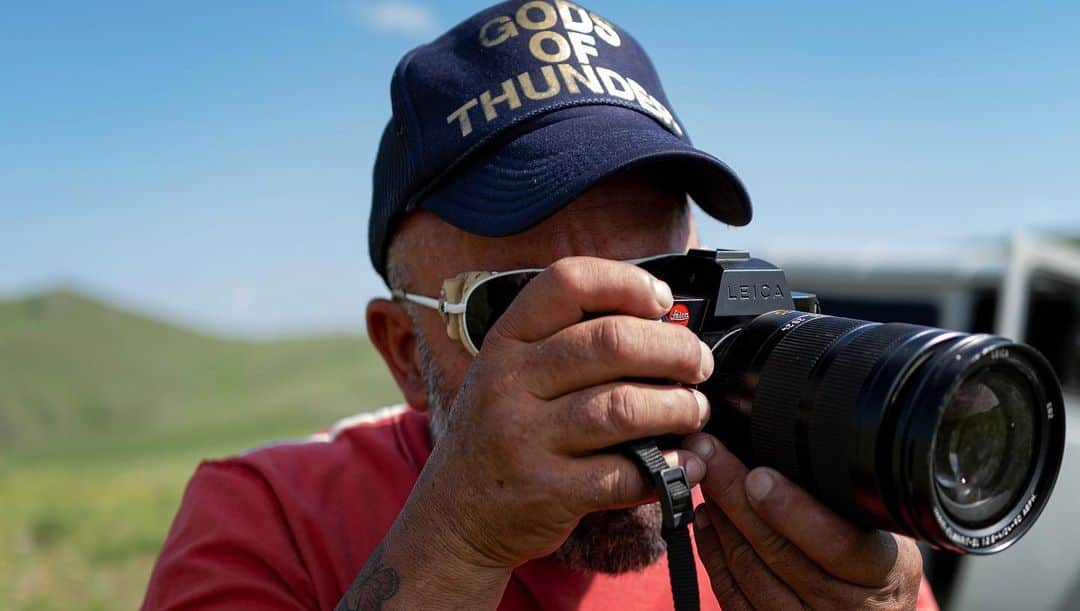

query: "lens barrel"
xmin=702 ymin=310 xmax=1066 ymax=554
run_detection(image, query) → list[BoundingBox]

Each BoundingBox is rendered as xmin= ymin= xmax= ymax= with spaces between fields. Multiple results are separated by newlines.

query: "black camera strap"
xmin=622 ymin=438 xmax=700 ymax=611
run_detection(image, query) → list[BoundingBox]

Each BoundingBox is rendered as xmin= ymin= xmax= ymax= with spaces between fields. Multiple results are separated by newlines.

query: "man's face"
xmin=391 ymin=169 xmax=698 ymax=573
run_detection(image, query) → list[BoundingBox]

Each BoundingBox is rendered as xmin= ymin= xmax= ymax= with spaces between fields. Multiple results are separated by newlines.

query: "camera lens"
xmin=933 ymin=367 xmax=1035 ymax=526
xmin=704 ymin=310 xmax=1066 ymax=554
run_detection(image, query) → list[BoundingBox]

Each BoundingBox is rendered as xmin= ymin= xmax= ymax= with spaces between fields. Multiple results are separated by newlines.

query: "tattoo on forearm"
xmin=336 ymin=542 xmax=400 ymax=611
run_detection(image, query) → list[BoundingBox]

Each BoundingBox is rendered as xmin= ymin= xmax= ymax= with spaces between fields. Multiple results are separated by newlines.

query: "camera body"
xmin=638 ymin=248 xmax=1065 ymax=554
xmin=641 ymin=248 xmax=811 ymax=460
xmin=643 ymin=248 xmax=805 ymax=331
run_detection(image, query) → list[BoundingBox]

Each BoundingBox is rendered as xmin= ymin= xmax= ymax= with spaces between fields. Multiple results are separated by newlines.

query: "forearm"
xmin=336 ymin=500 xmax=511 ymax=610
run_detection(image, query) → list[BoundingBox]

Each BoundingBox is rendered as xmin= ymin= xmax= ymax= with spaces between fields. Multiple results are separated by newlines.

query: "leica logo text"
xmin=727 ymin=284 xmax=785 ymax=301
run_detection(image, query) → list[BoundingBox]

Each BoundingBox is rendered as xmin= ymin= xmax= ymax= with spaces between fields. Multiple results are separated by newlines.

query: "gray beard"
xmin=415 ymin=331 xmax=666 ymax=574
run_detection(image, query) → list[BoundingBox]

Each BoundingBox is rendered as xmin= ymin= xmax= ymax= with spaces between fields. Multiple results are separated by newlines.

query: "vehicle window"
xmin=970 ymin=289 xmax=998 ymax=334
xmin=1025 ymin=274 xmax=1080 ymax=392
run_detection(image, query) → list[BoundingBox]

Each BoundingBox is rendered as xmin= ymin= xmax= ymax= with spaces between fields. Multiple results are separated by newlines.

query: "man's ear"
xmin=366 ymin=298 xmax=430 ymax=412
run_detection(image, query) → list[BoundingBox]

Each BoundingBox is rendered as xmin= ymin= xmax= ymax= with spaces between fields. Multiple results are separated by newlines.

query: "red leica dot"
xmin=668 ymin=303 xmax=690 ymax=326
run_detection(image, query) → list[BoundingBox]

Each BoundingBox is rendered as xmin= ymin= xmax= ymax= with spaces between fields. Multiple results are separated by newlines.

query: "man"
xmin=144 ymin=2 xmax=936 ymax=609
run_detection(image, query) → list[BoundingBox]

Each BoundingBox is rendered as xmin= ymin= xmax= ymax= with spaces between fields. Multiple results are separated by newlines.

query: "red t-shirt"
xmin=142 ymin=406 xmax=937 ymax=610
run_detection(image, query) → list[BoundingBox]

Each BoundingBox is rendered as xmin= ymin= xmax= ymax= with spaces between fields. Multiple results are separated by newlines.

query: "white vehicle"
xmin=752 ymin=232 xmax=1080 ymax=610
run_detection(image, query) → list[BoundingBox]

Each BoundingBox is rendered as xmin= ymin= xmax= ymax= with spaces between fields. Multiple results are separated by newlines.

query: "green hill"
xmin=0 ymin=290 xmax=402 ymax=610
xmin=0 ymin=290 xmax=401 ymax=462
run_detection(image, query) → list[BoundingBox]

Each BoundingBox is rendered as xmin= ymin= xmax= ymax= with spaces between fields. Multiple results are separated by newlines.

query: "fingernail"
xmin=686 ymin=434 xmax=715 ymax=461
xmin=698 ymin=341 xmax=714 ymax=381
xmin=694 ymin=507 xmax=710 ymax=529
xmin=685 ymin=456 xmax=705 ymax=484
xmin=652 ymin=278 xmax=674 ymax=309
xmin=693 ymin=390 xmax=710 ymax=424
xmin=746 ymin=468 xmax=775 ymax=503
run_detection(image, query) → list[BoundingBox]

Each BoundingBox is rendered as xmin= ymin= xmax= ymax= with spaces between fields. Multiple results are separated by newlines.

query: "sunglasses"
xmin=391 ymin=252 xmax=684 ymax=356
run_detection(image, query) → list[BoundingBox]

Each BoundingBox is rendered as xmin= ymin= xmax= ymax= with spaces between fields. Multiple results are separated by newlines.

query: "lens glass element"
xmin=933 ymin=366 xmax=1036 ymax=526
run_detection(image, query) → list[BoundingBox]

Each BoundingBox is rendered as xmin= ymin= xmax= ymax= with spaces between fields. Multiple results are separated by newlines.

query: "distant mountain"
xmin=0 ymin=291 xmax=401 ymax=459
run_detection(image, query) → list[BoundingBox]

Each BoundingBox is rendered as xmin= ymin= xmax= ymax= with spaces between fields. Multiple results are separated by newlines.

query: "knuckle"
xmin=757 ymin=530 xmax=795 ymax=564
xmin=708 ymin=567 xmax=742 ymax=604
xmin=574 ymin=394 xmax=608 ymax=434
xmin=482 ymin=321 xmax=517 ymax=351
xmin=725 ymin=538 xmax=759 ymax=578
xmin=595 ymin=317 xmax=627 ymax=357
xmin=547 ymin=257 xmax=588 ymax=292
xmin=605 ymin=385 xmax=642 ymax=434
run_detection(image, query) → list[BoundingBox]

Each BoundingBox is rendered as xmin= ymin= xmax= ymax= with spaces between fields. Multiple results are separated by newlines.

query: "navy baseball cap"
xmin=370 ymin=0 xmax=752 ymax=280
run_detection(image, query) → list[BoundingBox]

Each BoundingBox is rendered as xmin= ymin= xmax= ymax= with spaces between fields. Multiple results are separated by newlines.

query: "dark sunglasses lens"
xmin=464 ymin=272 xmax=538 ymax=351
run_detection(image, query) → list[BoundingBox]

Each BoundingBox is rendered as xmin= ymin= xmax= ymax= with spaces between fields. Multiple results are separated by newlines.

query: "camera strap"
xmin=622 ymin=438 xmax=700 ymax=611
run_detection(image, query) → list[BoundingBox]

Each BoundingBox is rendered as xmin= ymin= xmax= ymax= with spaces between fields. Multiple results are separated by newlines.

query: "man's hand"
xmin=685 ymin=433 xmax=924 ymax=610
xmin=419 ymin=256 xmax=714 ymax=567
xmin=349 ymin=257 xmax=716 ymax=608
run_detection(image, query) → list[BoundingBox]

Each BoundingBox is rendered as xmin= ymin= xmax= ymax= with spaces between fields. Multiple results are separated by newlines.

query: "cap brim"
xmin=418 ymin=105 xmax=752 ymax=237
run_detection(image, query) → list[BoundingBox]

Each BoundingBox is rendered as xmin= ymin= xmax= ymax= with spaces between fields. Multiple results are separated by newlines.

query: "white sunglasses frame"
xmin=391 ymin=251 xmax=686 ymax=356
xmin=392 ymin=269 xmax=532 ymax=356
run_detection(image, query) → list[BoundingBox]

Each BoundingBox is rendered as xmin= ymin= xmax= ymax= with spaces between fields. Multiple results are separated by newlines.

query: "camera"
xmin=640 ymin=248 xmax=1066 ymax=554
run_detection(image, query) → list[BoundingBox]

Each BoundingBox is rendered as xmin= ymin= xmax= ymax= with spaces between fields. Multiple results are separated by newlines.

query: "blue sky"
xmin=3 ymin=1 xmax=1078 ymax=336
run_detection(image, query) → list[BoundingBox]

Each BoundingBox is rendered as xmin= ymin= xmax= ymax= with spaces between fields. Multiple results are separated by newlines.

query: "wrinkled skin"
xmin=686 ymin=434 xmax=924 ymax=610
xmin=359 ymin=170 xmax=925 ymax=609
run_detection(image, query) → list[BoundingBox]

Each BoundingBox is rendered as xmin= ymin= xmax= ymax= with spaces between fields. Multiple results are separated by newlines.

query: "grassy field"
xmin=0 ymin=291 xmax=401 ymax=610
